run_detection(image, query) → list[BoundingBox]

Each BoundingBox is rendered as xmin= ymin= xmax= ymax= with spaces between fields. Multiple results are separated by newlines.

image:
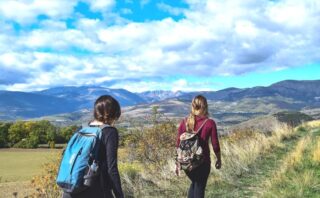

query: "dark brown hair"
xmin=94 ymin=95 xmax=121 ymax=125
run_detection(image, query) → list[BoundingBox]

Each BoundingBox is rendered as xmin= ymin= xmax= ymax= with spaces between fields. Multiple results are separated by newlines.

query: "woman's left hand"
xmin=215 ymin=159 xmax=221 ymax=169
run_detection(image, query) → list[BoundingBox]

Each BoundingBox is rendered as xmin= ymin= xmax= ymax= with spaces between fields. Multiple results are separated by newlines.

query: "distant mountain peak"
xmin=137 ymin=90 xmax=186 ymax=102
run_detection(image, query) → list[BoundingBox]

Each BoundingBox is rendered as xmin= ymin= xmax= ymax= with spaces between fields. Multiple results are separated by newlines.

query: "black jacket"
xmin=63 ymin=127 xmax=124 ymax=198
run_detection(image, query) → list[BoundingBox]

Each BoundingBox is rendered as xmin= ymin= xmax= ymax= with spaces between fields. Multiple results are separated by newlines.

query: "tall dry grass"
xmin=312 ymin=137 xmax=320 ymax=163
xmin=210 ymin=121 xmax=295 ymax=183
xmin=305 ymin=120 xmax=320 ymax=128
xmin=285 ymin=136 xmax=311 ymax=167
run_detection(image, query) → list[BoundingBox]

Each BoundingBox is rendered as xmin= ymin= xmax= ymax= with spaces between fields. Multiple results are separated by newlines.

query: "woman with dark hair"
xmin=176 ymin=95 xmax=221 ymax=198
xmin=63 ymin=95 xmax=124 ymax=198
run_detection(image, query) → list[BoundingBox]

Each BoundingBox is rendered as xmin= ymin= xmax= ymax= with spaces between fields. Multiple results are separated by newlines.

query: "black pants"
xmin=185 ymin=162 xmax=211 ymax=198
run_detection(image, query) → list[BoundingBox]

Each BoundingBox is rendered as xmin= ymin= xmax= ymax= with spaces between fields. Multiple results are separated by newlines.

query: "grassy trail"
xmin=206 ymin=125 xmax=320 ymax=198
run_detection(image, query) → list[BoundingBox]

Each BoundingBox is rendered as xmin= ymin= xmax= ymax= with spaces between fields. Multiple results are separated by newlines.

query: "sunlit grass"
xmin=312 ymin=137 xmax=320 ymax=163
xmin=0 ymin=149 xmax=59 ymax=183
xmin=210 ymin=121 xmax=295 ymax=183
xmin=306 ymin=120 xmax=320 ymax=128
xmin=262 ymin=132 xmax=320 ymax=198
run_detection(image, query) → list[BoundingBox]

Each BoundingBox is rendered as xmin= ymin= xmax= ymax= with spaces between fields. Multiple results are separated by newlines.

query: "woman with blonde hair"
xmin=176 ymin=95 xmax=221 ymax=198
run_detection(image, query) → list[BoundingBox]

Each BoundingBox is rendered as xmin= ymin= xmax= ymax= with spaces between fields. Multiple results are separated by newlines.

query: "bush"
xmin=125 ymin=118 xmax=177 ymax=172
xmin=31 ymin=152 xmax=62 ymax=198
xmin=273 ymin=111 xmax=313 ymax=127
xmin=122 ymin=107 xmax=179 ymax=196
xmin=13 ymin=138 xmax=38 ymax=148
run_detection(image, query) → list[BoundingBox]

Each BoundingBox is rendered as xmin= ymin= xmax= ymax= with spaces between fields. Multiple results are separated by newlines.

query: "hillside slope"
xmin=206 ymin=121 xmax=320 ymax=198
xmin=0 ymin=91 xmax=78 ymax=120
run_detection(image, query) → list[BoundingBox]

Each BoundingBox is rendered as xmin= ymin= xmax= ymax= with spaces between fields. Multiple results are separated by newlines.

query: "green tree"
xmin=9 ymin=120 xmax=58 ymax=148
xmin=0 ymin=122 xmax=12 ymax=147
xmin=8 ymin=121 xmax=27 ymax=145
xmin=60 ymin=125 xmax=78 ymax=142
xmin=35 ymin=120 xmax=56 ymax=144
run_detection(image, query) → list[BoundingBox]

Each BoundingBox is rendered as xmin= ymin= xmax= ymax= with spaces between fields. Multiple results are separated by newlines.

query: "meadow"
xmin=0 ymin=149 xmax=59 ymax=198
xmin=1 ymin=120 xmax=320 ymax=198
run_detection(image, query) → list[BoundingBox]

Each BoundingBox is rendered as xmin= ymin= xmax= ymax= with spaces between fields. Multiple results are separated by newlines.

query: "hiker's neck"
xmin=90 ymin=120 xmax=105 ymax=126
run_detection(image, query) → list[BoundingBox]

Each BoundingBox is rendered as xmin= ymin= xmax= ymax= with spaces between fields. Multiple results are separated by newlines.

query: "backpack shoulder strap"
xmin=85 ymin=124 xmax=110 ymax=162
xmin=195 ymin=119 xmax=209 ymax=134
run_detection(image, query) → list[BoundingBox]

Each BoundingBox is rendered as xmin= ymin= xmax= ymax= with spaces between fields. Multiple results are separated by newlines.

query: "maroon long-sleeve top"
xmin=176 ymin=115 xmax=220 ymax=164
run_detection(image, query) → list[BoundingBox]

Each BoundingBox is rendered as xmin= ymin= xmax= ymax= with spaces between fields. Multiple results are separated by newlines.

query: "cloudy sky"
xmin=0 ymin=0 xmax=319 ymax=92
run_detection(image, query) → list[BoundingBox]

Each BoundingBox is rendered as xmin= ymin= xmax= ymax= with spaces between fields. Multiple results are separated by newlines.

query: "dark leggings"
xmin=185 ymin=162 xmax=211 ymax=198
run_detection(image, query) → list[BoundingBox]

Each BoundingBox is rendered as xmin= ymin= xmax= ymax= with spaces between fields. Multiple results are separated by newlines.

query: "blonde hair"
xmin=186 ymin=95 xmax=209 ymax=131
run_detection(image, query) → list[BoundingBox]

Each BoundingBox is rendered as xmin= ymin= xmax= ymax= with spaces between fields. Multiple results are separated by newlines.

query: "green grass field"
xmin=0 ymin=149 xmax=59 ymax=183
xmin=0 ymin=149 xmax=60 ymax=198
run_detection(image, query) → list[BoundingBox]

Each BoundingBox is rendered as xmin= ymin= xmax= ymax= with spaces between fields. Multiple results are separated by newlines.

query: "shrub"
xmin=13 ymin=138 xmax=38 ymax=148
xmin=31 ymin=152 xmax=62 ymax=198
xmin=125 ymin=116 xmax=177 ymax=173
xmin=273 ymin=111 xmax=313 ymax=127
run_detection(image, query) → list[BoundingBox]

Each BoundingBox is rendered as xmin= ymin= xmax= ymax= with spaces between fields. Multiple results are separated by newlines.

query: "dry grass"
xmin=261 ymin=132 xmax=320 ymax=198
xmin=0 ymin=181 xmax=35 ymax=198
xmin=210 ymin=121 xmax=295 ymax=183
xmin=312 ymin=137 xmax=320 ymax=163
xmin=305 ymin=120 xmax=320 ymax=128
xmin=286 ymin=136 xmax=311 ymax=167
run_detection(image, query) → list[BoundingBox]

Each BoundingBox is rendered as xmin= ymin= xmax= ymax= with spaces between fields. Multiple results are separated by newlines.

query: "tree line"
xmin=0 ymin=120 xmax=78 ymax=148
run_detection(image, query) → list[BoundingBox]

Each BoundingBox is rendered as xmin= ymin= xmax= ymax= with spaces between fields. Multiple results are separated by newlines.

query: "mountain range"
xmin=0 ymin=80 xmax=320 ymax=122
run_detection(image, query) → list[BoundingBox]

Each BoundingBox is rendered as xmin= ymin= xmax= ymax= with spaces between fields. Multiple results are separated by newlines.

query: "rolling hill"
xmin=0 ymin=91 xmax=78 ymax=120
xmin=0 ymin=86 xmax=146 ymax=120
xmin=0 ymin=80 xmax=320 ymax=124
xmin=35 ymin=86 xmax=146 ymax=108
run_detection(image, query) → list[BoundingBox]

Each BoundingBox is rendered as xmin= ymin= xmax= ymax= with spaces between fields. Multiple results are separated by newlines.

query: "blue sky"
xmin=0 ymin=0 xmax=319 ymax=92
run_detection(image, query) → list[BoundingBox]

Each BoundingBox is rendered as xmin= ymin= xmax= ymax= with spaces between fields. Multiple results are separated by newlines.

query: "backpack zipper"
xmin=70 ymin=147 xmax=83 ymax=174
xmin=77 ymin=132 xmax=97 ymax=137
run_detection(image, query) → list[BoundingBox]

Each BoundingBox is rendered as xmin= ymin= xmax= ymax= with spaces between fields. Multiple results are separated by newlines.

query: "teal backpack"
xmin=56 ymin=124 xmax=109 ymax=193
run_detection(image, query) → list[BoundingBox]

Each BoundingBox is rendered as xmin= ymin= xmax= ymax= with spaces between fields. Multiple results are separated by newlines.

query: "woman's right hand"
xmin=175 ymin=163 xmax=180 ymax=176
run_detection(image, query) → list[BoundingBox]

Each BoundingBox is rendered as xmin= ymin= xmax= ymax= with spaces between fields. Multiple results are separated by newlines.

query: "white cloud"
xmin=17 ymin=28 xmax=104 ymax=52
xmin=157 ymin=3 xmax=186 ymax=16
xmin=0 ymin=0 xmax=320 ymax=91
xmin=82 ymin=0 xmax=115 ymax=12
xmin=0 ymin=0 xmax=77 ymax=24
xmin=107 ymin=78 xmax=215 ymax=92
